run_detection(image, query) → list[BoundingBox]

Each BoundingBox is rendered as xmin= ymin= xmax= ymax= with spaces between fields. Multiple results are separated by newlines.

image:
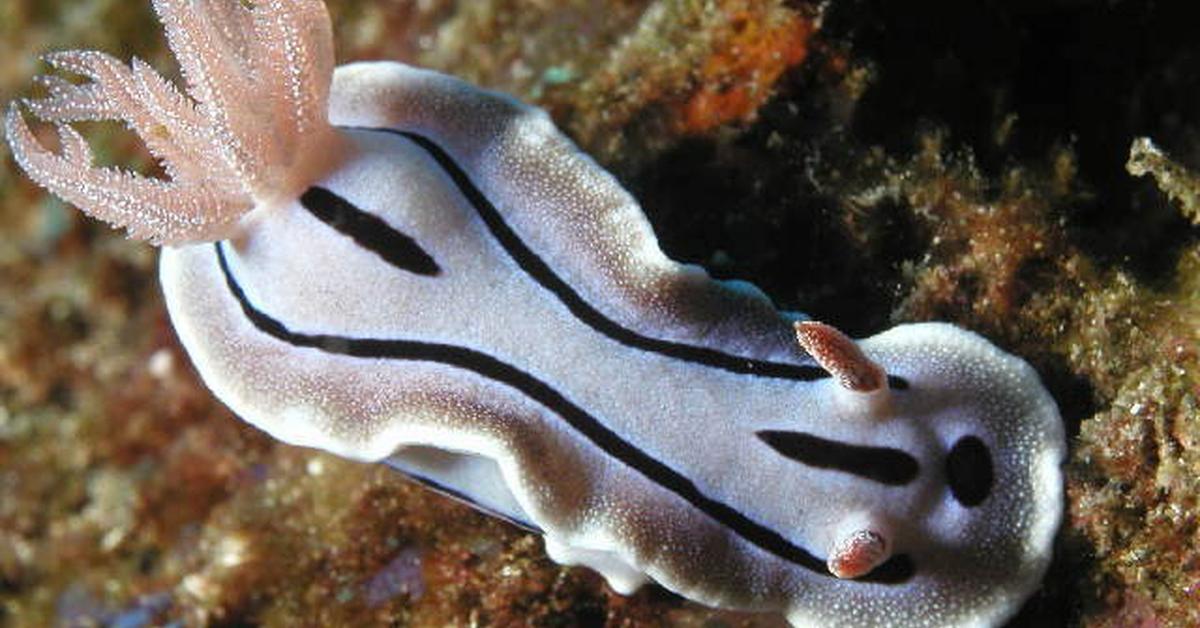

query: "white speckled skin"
xmin=159 ymin=62 xmax=1065 ymax=628
xmin=5 ymin=0 xmax=1065 ymax=622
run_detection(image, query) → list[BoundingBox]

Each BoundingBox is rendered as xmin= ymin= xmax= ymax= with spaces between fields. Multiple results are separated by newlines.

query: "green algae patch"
xmin=1128 ymin=137 xmax=1200 ymax=226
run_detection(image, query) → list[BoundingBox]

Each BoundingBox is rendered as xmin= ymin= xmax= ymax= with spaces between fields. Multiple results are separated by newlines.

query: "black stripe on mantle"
xmin=757 ymin=430 xmax=920 ymax=485
xmin=335 ymin=125 xmax=907 ymax=390
xmin=213 ymin=242 xmax=913 ymax=583
xmin=301 ymin=186 xmax=440 ymax=276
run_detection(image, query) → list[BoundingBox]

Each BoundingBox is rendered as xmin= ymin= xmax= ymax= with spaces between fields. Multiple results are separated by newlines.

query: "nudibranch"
xmin=5 ymin=1 xmax=1065 ymax=626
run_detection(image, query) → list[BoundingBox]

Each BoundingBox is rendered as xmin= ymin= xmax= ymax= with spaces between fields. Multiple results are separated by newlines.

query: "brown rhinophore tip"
xmin=794 ymin=321 xmax=887 ymax=393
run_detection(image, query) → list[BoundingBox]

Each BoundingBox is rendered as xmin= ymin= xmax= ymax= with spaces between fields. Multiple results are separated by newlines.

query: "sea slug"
xmin=5 ymin=1 xmax=1065 ymax=625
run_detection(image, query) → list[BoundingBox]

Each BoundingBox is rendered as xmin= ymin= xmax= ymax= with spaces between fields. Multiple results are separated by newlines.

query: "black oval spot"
xmin=945 ymin=436 xmax=993 ymax=507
